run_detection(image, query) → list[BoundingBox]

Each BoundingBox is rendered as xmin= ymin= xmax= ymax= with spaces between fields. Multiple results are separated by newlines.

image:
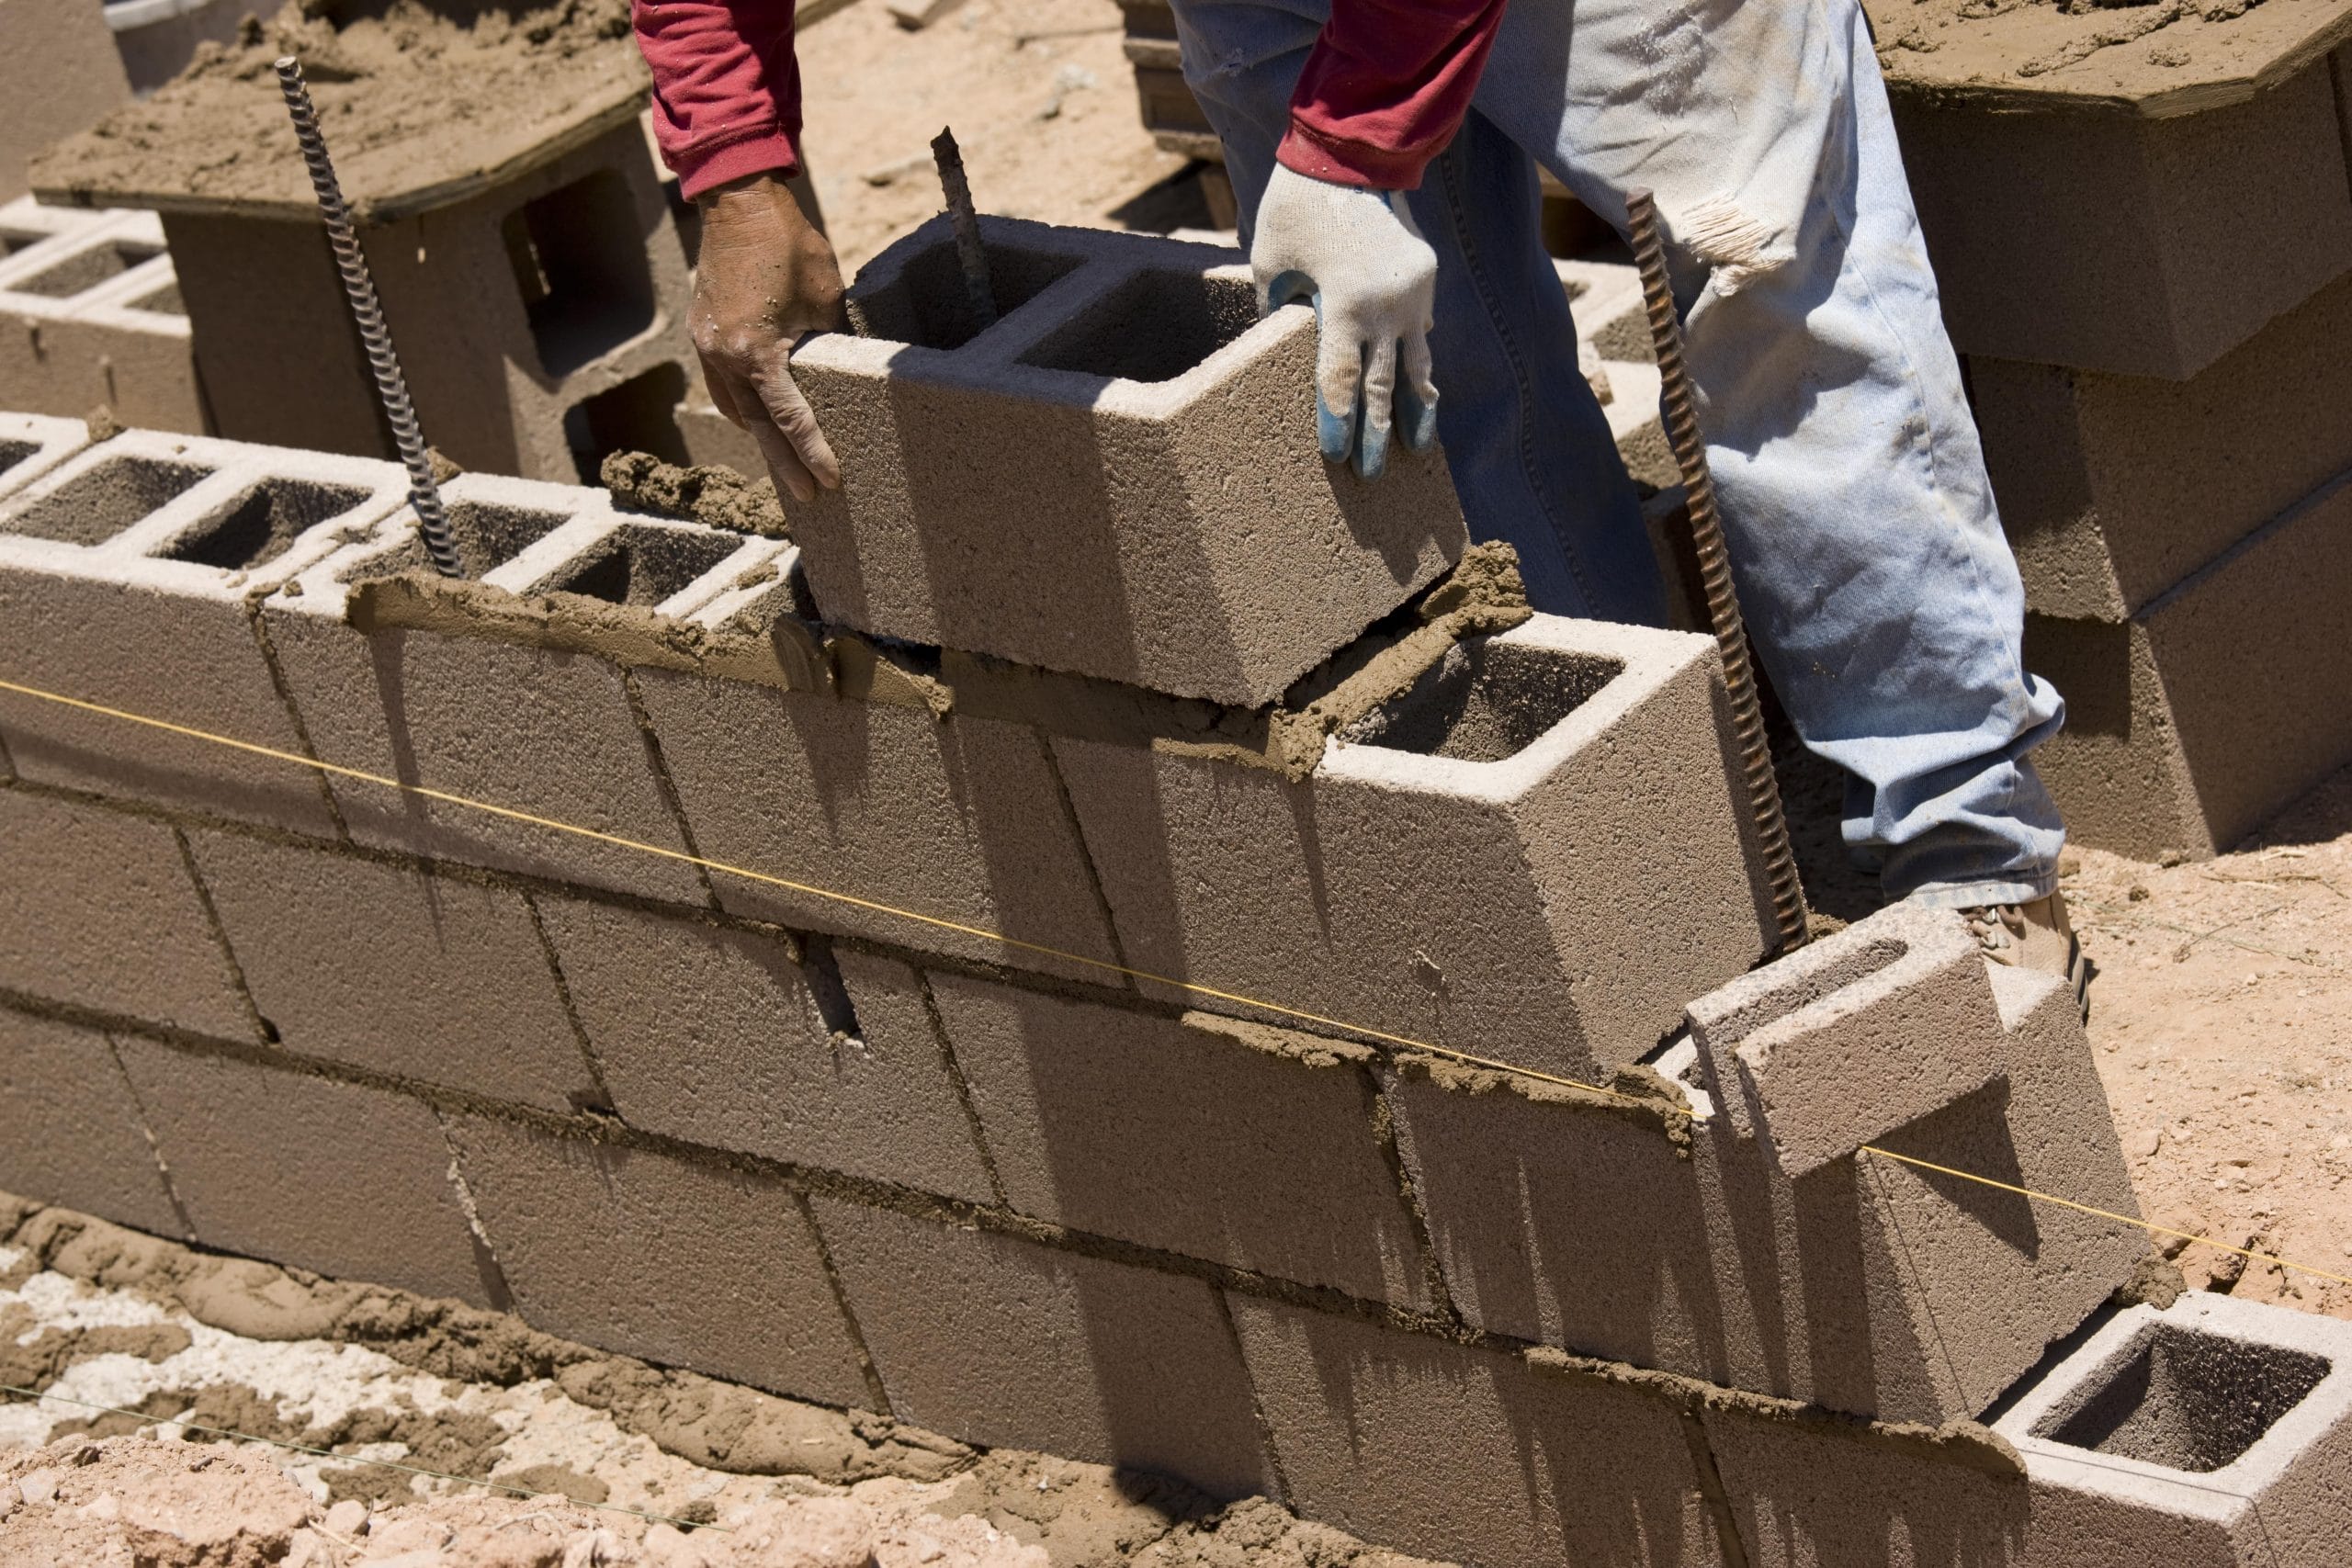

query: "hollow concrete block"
xmin=926 ymin=970 xmax=1430 ymax=1303
xmin=0 ymin=788 xmax=251 ymax=1039
xmin=447 ymin=1115 xmax=871 ymax=1406
xmin=1055 ymin=615 xmax=1774 ymax=1081
xmin=112 ymin=1038 xmax=494 ymax=1306
xmin=0 ymin=429 xmax=409 ymax=831
xmin=789 ymin=214 xmax=1468 ymax=706
xmin=808 ymin=1198 xmax=1274 ymax=1500
xmin=0 ymin=409 xmax=88 ymax=501
xmin=533 ymin=897 xmax=996 ymax=1201
xmin=183 ymin=829 xmax=600 ymax=1113
xmin=2025 ymin=466 xmax=2352 ymax=859
xmin=1973 ymin=271 xmax=2352 ymax=621
xmin=0 ymin=1008 xmax=180 ymax=1236
xmin=0 ymin=0 xmax=130 ymax=205
xmin=1228 ymin=1297 xmax=1728 ymax=1568
xmin=0 ymin=209 xmax=198 ymax=431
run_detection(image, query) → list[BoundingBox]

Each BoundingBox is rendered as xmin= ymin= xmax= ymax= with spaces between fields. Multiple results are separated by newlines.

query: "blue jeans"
xmin=1170 ymin=0 xmax=2065 ymax=908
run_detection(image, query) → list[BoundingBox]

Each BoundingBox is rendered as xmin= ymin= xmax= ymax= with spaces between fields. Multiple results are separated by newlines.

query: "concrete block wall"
xmin=0 ymin=197 xmax=201 ymax=432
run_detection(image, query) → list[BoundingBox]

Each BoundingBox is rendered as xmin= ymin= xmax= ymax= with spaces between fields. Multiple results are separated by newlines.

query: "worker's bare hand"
xmin=690 ymin=172 xmax=846 ymax=504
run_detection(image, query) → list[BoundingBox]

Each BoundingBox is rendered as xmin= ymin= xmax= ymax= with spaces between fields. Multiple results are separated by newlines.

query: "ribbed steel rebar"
xmin=930 ymin=127 xmax=999 ymax=333
xmin=1624 ymin=187 xmax=1809 ymax=953
xmin=275 ymin=56 xmax=462 ymax=579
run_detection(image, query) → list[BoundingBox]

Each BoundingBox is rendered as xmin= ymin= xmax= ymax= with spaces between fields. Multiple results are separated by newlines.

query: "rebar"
xmin=275 ymin=55 xmax=463 ymax=579
xmin=930 ymin=127 xmax=998 ymax=333
xmin=1624 ymin=186 xmax=1809 ymax=953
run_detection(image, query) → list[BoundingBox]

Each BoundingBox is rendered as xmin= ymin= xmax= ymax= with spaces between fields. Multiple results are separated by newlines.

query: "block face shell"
xmin=809 ymin=1198 xmax=1275 ymax=1500
xmin=1228 ymin=1298 xmax=1726 ymax=1568
xmin=448 ymin=1116 xmax=871 ymax=1405
xmin=113 ymin=1040 xmax=493 ymax=1306
xmin=0 ymin=1009 xmax=180 ymax=1235
xmin=535 ymin=897 xmax=995 ymax=1200
xmin=186 ymin=830 xmax=599 ymax=1111
xmin=927 ymin=971 xmax=1430 ymax=1303
xmin=0 ymin=411 xmax=92 ymax=501
xmin=0 ymin=789 xmax=250 ymax=1038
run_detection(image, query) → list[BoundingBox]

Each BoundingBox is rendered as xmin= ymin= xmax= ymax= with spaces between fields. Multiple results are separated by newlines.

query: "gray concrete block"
xmin=790 ymin=215 xmax=1467 ymax=705
xmin=1974 ymin=272 xmax=2352 ymax=621
xmin=112 ymin=1038 xmax=494 ymax=1305
xmin=534 ymin=897 xmax=994 ymax=1200
xmin=0 ymin=1008 xmax=179 ymax=1235
xmin=450 ymin=1117 xmax=871 ymax=1405
xmin=2027 ymin=466 xmax=2352 ymax=859
xmin=1228 ymin=1297 xmax=1727 ymax=1568
xmin=0 ymin=408 xmax=90 ymax=502
xmin=184 ymin=829 xmax=598 ymax=1112
xmin=1056 ymin=615 xmax=1773 ymax=1081
xmin=1688 ymin=904 xmax=2009 ymax=1179
xmin=927 ymin=970 xmax=1429 ymax=1303
xmin=809 ymin=1198 xmax=1273 ymax=1498
xmin=0 ymin=788 xmax=251 ymax=1038
xmin=0 ymin=429 xmax=409 ymax=831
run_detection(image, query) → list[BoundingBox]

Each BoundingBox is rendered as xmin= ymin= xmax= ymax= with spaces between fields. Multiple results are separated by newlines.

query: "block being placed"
xmin=0 ymin=1008 xmax=181 ymax=1236
xmin=0 ymin=409 xmax=89 ymax=501
xmin=0 ymin=209 xmax=199 ymax=431
xmin=0 ymin=428 xmax=410 ymax=832
xmin=789 ymin=214 xmax=1468 ymax=705
xmin=1056 ymin=614 xmax=1774 ymax=1081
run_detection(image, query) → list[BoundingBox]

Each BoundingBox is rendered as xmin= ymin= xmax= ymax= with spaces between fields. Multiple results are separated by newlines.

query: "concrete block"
xmin=0 ymin=209 xmax=199 ymax=431
xmin=2026 ymin=466 xmax=2352 ymax=859
xmin=112 ymin=1038 xmax=494 ymax=1305
xmin=0 ymin=788 xmax=251 ymax=1038
xmin=0 ymin=1008 xmax=179 ymax=1235
xmin=0 ymin=0 xmax=130 ymax=204
xmin=1056 ymin=614 xmax=1773 ymax=1081
xmin=789 ymin=214 xmax=1467 ymax=705
xmin=809 ymin=1198 xmax=1273 ymax=1498
xmin=1687 ymin=904 xmax=2009 ymax=1179
xmin=449 ymin=1116 xmax=871 ymax=1405
xmin=184 ymin=829 xmax=599 ymax=1112
xmin=0 ymin=428 xmax=409 ymax=831
xmin=926 ymin=970 xmax=1429 ymax=1303
xmin=533 ymin=897 xmax=995 ymax=1200
xmin=1228 ymin=1297 xmax=1726 ymax=1568
xmin=0 ymin=409 xmax=89 ymax=501
xmin=1973 ymin=272 xmax=2352 ymax=620
xmin=1889 ymin=49 xmax=2352 ymax=378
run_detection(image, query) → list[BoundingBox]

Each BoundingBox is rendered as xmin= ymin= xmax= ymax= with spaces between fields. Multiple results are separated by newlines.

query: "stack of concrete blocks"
xmin=5 ymin=220 xmax=2352 ymax=1564
xmin=1883 ymin=18 xmax=2352 ymax=858
xmin=0 ymin=0 xmax=130 ymax=206
xmin=0 ymin=196 xmax=202 ymax=433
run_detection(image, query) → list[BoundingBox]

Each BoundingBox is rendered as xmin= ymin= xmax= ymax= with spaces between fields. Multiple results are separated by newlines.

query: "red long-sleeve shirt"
xmin=632 ymin=0 xmax=1503 ymax=200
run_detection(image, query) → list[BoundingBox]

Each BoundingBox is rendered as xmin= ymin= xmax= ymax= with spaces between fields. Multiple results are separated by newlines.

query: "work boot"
xmin=1961 ymin=891 xmax=2088 ymax=1019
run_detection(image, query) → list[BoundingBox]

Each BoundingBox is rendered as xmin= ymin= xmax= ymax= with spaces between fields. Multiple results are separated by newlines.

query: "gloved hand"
xmin=1251 ymin=163 xmax=1441 ymax=479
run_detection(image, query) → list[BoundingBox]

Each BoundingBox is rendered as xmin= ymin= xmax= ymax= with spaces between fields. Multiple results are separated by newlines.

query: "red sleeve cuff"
xmin=1275 ymin=122 xmax=1430 ymax=192
xmin=675 ymin=129 xmax=802 ymax=201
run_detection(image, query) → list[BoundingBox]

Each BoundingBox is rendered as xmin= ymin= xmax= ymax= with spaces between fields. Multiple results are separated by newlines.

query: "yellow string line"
xmin=1860 ymin=1146 xmax=2352 ymax=1291
xmin=0 ymin=1382 xmax=729 ymax=1532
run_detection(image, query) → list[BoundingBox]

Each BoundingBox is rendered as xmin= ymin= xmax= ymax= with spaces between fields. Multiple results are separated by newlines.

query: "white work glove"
xmin=1251 ymin=163 xmax=1441 ymax=479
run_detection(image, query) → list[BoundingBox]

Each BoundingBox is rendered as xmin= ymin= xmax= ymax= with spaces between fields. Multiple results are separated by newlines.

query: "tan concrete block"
xmin=451 ymin=1117 xmax=871 ymax=1405
xmin=1973 ymin=273 xmax=2352 ymax=620
xmin=1057 ymin=615 xmax=1773 ymax=1080
xmin=790 ymin=215 xmax=1467 ymax=706
xmin=0 ymin=0 xmax=131 ymax=205
xmin=113 ymin=1039 xmax=493 ymax=1304
xmin=0 ymin=788 xmax=250 ymax=1038
xmin=534 ymin=897 xmax=994 ymax=1200
xmin=809 ymin=1198 xmax=1273 ymax=1498
xmin=0 ymin=408 xmax=90 ymax=501
xmin=0 ymin=213 xmax=198 ymax=432
xmin=927 ymin=970 xmax=1429 ymax=1303
xmin=1228 ymin=1297 xmax=1727 ymax=1568
xmin=0 ymin=1008 xmax=179 ymax=1235
xmin=185 ymin=830 xmax=598 ymax=1112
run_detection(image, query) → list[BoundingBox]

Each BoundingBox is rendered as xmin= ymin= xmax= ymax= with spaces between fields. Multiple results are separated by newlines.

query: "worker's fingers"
xmin=1356 ymin=334 xmax=1399 ymax=480
xmin=749 ymin=344 xmax=842 ymax=497
xmin=746 ymin=412 xmax=820 ymax=506
xmin=1397 ymin=330 xmax=1440 ymax=454
xmin=1313 ymin=317 xmax=1364 ymax=468
xmin=700 ymin=360 xmax=749 ymax=432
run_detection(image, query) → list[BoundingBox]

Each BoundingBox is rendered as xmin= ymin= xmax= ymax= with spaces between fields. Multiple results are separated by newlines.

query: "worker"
xmin=630 ymin=0 xmax=2086 ymax=998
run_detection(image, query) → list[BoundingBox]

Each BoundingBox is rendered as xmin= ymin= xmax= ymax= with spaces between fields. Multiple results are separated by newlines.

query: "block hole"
xmin=164 ymin=478 xmax=371 ymax=571
xmin=1017 ymin=268 xmax=1258 ymax=383
xmin=850 ymin=237 xmax=1082 ymax=351
xmin=1 ymin=226 xmax=45 ymax=256
xmin=502 ymin=168 xmax=658 ymax=377
xmin=539 ymin=523 xmax=735 ymax=608
xmin=11 ymin=238 xmax=165 ymax=300
xmin=4 ymin=456 xmax=212 ymax=546
xmin=1339 ymin=637 xmax=1623 ymax=762
xmin=0 ymin=439 xmax=36 ymax=479
xmin=127 ymin=278 xmax=185 ymax=316
xmin=2034 ymin=1323 xmax=2330 ymax=1473
xmin=563 ymin=362 xmax=691 ymax=482
xmin=355 ymin=501 xmax=570 ymax=581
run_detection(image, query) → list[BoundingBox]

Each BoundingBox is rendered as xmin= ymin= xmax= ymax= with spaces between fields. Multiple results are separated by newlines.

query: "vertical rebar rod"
xmin=1625 ymin=186 xmax=1809 ymax=953
xmin=930 ymin=127 xmax=998 ymax=333
xmin=275 ymin=55 xmax=463 ymax=579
